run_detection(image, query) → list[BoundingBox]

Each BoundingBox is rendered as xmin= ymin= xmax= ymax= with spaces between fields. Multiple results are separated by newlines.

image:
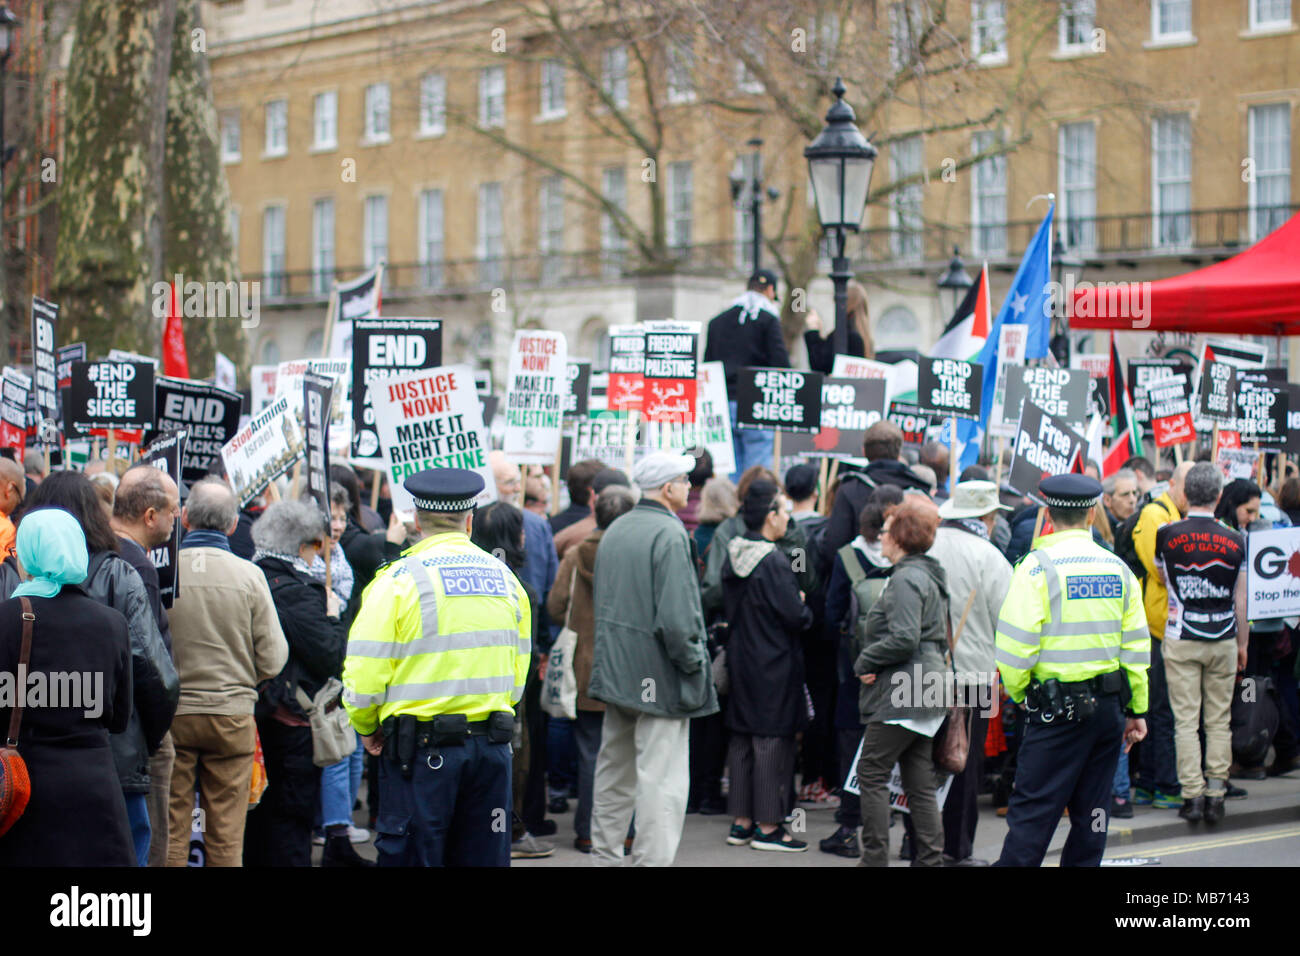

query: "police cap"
xmin=1039 ymin=473 xmax=1102 ymax=510
xmin=404 ymin=468 xmax=484 ymax=513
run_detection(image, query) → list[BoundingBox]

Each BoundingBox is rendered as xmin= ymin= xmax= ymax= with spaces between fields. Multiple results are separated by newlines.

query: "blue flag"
xmin=955 ymin=203 xmax=1055 ymax=473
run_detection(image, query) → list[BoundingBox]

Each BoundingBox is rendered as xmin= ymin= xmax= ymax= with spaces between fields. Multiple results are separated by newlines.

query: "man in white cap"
xmin=930 ymin=479 xmax=1013 ymax=865
xmin=587 ymin=452 xmax=720 ymax=866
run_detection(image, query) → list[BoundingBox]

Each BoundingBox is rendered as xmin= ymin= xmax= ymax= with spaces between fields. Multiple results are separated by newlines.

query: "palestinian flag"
xmin=930 ymin=263 xmax=991 ymax=361
xmin=1102 ymin=331 xmax=1142 ymax=476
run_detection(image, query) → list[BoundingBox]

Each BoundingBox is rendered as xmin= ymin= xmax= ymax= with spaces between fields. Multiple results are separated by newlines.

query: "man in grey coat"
xmin=588 ymin=452 xmax=720 ymax=866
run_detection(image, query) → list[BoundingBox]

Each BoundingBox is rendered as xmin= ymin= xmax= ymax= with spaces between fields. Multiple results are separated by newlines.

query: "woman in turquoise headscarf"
xmin=0 ymin=508 xmax=136 ymax=866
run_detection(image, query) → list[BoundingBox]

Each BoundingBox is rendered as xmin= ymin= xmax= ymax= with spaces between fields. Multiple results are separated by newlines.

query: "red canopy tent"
xmin=1069 ymin=213 xmax=1300 ymax=336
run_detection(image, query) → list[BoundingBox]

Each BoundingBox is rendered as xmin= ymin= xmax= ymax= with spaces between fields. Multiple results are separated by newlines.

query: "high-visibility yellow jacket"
xmin=995 ymin=528 xmax=1150 ymax=715
xmin=342 ymin=531 xmax=532 ymax=735
xmin=1133 ymin=493 xmax=1179 ymax=641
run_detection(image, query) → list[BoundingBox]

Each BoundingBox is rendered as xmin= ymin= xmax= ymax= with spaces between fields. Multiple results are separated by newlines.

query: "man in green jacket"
xmin=588 ymin=452 xmax=720 ymax=866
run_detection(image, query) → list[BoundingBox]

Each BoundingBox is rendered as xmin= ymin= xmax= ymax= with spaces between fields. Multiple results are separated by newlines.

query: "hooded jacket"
xmin=702 ymin=512 xmax=817 ymax=620
xmin=703 ymin=291 xmax=792 ymax=399
xmin=84 ymin=549 xmax=181 ymax=794
xmin=546 ymin=528 xmax=605 ymax=712
xmin=721 ymin=532 xmax=814 ymax=737
xmin=853 ymin=552 xmax=950 ymax=723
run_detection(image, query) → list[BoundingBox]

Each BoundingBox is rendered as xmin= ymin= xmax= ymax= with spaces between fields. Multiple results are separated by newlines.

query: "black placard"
xmin=1002 ymin=367 xmax=1090 ymax=430
xmin=564 ymin=360 xmax=591 ymax=418
xmin=65 ymin=361 xmax=155 ymax=433
xmin=1287 ymin=384 xmax=1300 ymax=457
xmin=146 ymin=377 xmax=243 ymax=488
xmin=1008 ymin=401 xmax=1085 ymax=504
xmin=888 ymin=401 xmax=934 ymax=447
xmin=1236 ymin=379 xmax=1288 ymax=448
xmin=56 ymin=342 xmax=84 ymax=390
xmin=141 ymin=429 xmax=185 ymax=608
xmin=1128 ymin=358 xmax=1185 ymax=425
xmin=1198 ymin=360 xmax=1237 ymax=424
xmin=351 ymin=318 xmax=443 ymax=459
xmin=917 ymin=357 xmax=983 ymax=422
xmin=783 ymin=378 xmax=887 ymax=458
xmin=735 ymin=368 xmax=822 ymax=433
xmin=303 ymin=372 xmax=335 ymax=518
xmin=30 ymin=297 xmax=58 ymax=434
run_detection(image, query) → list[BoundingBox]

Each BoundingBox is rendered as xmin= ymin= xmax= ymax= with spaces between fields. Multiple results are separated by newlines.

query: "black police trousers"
xmin=375 ymin=736 xmax=512 ymax=867
xmin=995 ymin=693 xmax=1125 ymax=867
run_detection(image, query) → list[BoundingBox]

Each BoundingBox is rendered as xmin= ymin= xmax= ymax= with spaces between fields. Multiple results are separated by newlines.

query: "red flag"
xmin=163 ymin=282 xmax=190 ymax=379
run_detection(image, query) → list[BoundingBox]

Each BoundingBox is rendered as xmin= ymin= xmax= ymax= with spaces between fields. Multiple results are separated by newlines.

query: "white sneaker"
xmin=312 ymin=832 xmax=326 ymax=846
xmin=347 ymin=825 xmax=370 ymax=844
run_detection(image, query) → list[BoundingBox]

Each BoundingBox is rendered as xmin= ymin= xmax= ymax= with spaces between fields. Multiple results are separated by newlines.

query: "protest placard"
xmin=30 ymin=298 xmax=58 ymax=435
xmin=303 ymin=372 xmax=335 ymax=518
xmin=841 ymin=735 xmax=953 ymax=812
xmin=917 ymin=357 xmax=982 ymax=422
xmin=327 ymin=265 xmax=383 ymax=359
xmin=1071 ymin=352 xmax=1110 ymax=420
xmin=1236 ymin=378 xmax=1288 ymax=448
xmin=1128 ymin=358 xmax=1185 ymax=425
xmin=1246 ymin=527 xmax=1300 ymax=619
xmin=1148 ymin=373 xmax=1194 ymax=448
xmin=735 ymin=368 xmax=822 ymax=433
xmin=215 ymin=353 xmax=237 ymax=393
xmin=888 ymin=402 xmax=933 ymax=447
xmin=642 ymin=320 xmax=699 ymax=424
xmin=276 ymin=357 xmax=352 ymax=454
xmin=474 ymin=370 xmax=493 ymax=397
xmin=141 ymin=429 xmax=185 ymax=607
xmin=221 ymin=395 xmax=306 ymax=508
xmin=1 ymin=368 xmax=30 ymax=459
xmin=350 ymin=318 xmax=443 ymax=459
xmin=988 ymin=324 xmax=1029 ymax=438
xmin=564 ymin=361 xmax=591 ymax=418
xmin=641 ymin=361 xmax=735 ymax=475
xmin=1198 ymin=360 xmax=1238 ymax=425
xmin=369 ymin=364 xmax=495 ymax=516
xmin=782 ymin=377 xmax=887 ymax=458
xmin=608 ymin=325 xmax=645 ymax=413
xmin=503 ymin=330 xmax=567 ymax=463
xmin=1287 ymin=385 xmax=1300 ymax=457
xmin=830 ymin=355 xmax=895 ymax=391
xmin=250 ymin=365 xmax=279 ymax=415
xmin=147 ymin=378 xmax=243 ymax=487
xmin=1217 ymin=447 xmax=1257 ymax=482
xmin=1001 ymin=367 xmax=1090 ymax=432
xmin=65 ymin=361 xmax=155 ymax=433
xmin=56 ymin=343 xmax=84 ymax=390
xmin=107 ymin=348 xmax=160 ymax=369
xmin=1216 ymin=429 xmax=1242 ymax=457
xmin=566 ymin=415 xmax=644 ymax=472
xmin=1008 ymin=401 xmax=1085 ymax=503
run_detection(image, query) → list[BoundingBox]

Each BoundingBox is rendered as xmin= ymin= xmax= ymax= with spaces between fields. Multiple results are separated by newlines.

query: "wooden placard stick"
xmin=369 ymin=468 xmax=382 ymax=512
xmin=550 ymin=442 xmax=563 ymax=516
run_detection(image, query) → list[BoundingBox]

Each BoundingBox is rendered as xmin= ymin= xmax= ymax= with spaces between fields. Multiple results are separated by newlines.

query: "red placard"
xmin=1153 ymin=411 xmax=1195 ymax=448
xmin=1215 ymin=429 xmax=1242 ymax=456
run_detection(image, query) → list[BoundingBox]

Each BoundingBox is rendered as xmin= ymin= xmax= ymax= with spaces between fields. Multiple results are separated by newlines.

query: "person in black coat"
xmin=332 ymin=463 xmax=406 ymax=597
xmin=802 ymin=279 xmax=873 ymax=375
xmin=0 ymin=508 xmax=135 ymax=866
xmin=243 ymin=500 xmax=347 ymax=867
xmin=720 ymin=480 xmax=814 ymax=852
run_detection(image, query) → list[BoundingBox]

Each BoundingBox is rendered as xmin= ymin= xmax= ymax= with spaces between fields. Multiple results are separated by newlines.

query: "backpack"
xmin=1231 ymin=675 xmax=1280 ymax=767
xmin=838 ymin=544 xmax=889 ymax=665
xmin=1114 ymin=497 xmax=1172 ymax=580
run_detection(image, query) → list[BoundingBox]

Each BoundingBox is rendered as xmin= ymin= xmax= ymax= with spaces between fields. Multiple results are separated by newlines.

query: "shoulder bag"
xmin=294 ymin=677 xmax=356 ymax=767
xmin=541 ymin=566 xmax=579 ymax=720
xmin=0 ymin=597 xmax=35 ymax=837
xmin=932 ymin=590 xmax=976 ymax=776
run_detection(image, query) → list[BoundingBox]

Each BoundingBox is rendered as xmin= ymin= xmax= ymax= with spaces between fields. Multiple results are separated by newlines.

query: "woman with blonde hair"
xmin=804 ymin=279 xmax=874 ymax=374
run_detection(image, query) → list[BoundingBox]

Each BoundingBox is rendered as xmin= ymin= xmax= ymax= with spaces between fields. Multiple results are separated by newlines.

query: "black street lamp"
xmin=0 ymin=4 xmax=18 ymax=356
xmin=936 ymin=245 xmax=973 ymax=319
xmin=729 ymin=137 xmax=779 ymax=274
xmin=1050 ymin=232 xmax=1085 ymax=364
xmin=804 ymin=78 xmax=877 ymax=358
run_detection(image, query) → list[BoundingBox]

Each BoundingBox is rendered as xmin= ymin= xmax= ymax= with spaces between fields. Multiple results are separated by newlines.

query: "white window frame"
xmin=262 ymin=204 xmax=286 ymax=297
xmin=418 ymin=188 xmax=445 ymax=289
xmin=1057 ymin=0 xmax=1096 ymax=53
xmin=733 ymin=154 xmax=758 ymax=269
xmin=1248 ymin=103 xmax=1292 ymax=241
xmin=1058 ymin=121 xmax=1097 ymax=253
xmin=363 ymin=194 xmax=389 ymax=269
xmin=220 ymin=110 xmax=241 ymax=163
xmin=264 ymin=98 xmax=288 ymax=157
xmin=478 ymin=182 xmax=505 ymax=285
xmin=602 ymin=45 xmax=629 ymax=108
xmin=479 ymin=66 xmax=506 ymax=129
xmin=666 ymin=41 xmax=696 ymax=104
xmin=970 ymin=130 xmax=1007 ymax=256
xmin=312 ymin=91 xmax=337 ymax=151
xmin=1151 ymin=113 xmax=1192 ymax=249
xmin=600 ymin=166 xmax=627 ymax=278
xmin=667 ymin=161 xmax=693 ymax=250
xmin=538 ymin=176 xmax=565 ymax=284
xmin=889 ymin=1 xmax=924 ymax=71
xmin=311 ymin=198 xmax=335 ymax=295
xmin=1250 ymin=0 xmax=1293 ymax=31
xmin=1150 ymin=0 xmax=1193 ymax=42
xmin=539 ymin=59 xmax=566 ymax=119
xmin=971 ymin=1 xmax=1008 ymax=64
xmin=363 ymin=83 xmax=391 ymax=144
xmin=419 ymin=73 xmax=447 ymax=137
xmin=889 ymin=135 xmax=924 ymax=261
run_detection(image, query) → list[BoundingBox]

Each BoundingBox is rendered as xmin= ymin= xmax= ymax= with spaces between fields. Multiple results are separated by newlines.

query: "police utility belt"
xmin=382 ymin=711 xmax=514 ymax=776
xmin=1024 ymin=670 xmax=1129 ymax=725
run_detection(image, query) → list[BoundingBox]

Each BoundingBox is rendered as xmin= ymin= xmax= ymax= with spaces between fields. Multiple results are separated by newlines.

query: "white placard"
xmin=503 ymin=329 xmax=568 ymax=463
xmin=1247 ymin=527 xmax=1300 ymax=619
xmin=220 ymin=394 xmax=305 ymax=507
xmin=642 ymin=360 xmax=735 ymax=476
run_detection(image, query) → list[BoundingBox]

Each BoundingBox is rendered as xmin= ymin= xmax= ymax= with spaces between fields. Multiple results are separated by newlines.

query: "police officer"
xmin=993 ymin=474 xmax=1150 ymax=867
xmin=343 ymin=468 xmax=531 ymax=867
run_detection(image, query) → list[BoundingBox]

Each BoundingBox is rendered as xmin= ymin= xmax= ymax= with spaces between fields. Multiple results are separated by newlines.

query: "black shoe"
xmin=1232 ymin=766 xmax=1267 ymax=781
xmin=1226 ymin=782 xmax=1248 ymax=799
xmin=685 ymin=802 xmax=700 ymax=814
xmin=1203 ymin=795 xmax=1225 ymax=824
xmin=322 ymin=835 xmax=375 ymax=867
xmin=547 ymin=796 xmax=570 ymax=815
xmin=573 ymin=837 xmax=592 ymax=854
xmin=1178 ymin=796 xmax=1204 ymax=822
xmin=697 ymin=798 xmax=728 ymax=816
xmin=899 ymin=832 xmax=914 ymax=861
xmin=1110 ymin=797 xmax=1134 ymax=819
xmin=818 ymin=825 xmax=860 ymax=859
xmin=527 ymin=819 xmax=558 ymax=837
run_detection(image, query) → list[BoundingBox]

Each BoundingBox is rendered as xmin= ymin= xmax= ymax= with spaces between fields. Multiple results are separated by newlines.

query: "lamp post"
xmin=1050 ymin=232 xmax=1085 ymax=364
xmin=729 ymin=137 xmax=779 ymax=274
xmin=936 ymin=245 xmax=973 ymax=319
xmin=805 ymin=78 xmax=877 ymax=358
xmin=0 ymin=4 xmax=18 ymax=365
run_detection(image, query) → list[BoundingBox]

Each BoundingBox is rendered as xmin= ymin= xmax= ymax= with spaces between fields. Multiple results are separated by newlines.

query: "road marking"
xmin=1107 ymin=824 xmax=1300 ymax=858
